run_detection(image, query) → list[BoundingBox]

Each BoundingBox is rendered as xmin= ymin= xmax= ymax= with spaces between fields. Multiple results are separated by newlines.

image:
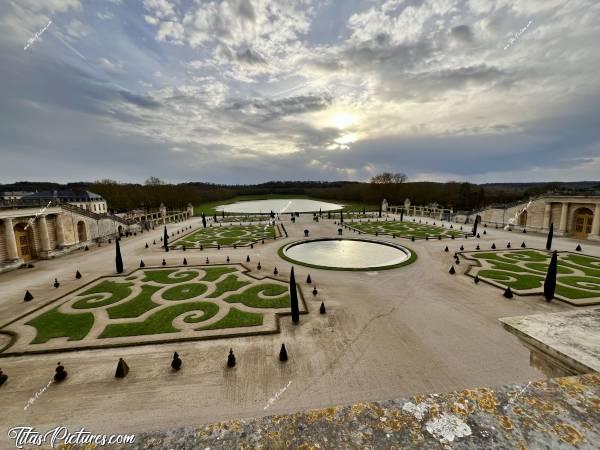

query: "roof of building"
xmin=22 ymin=190 xmax=105 ymax=201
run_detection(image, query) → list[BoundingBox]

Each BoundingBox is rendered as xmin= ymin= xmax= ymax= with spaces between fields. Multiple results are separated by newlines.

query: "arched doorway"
xmin=14 ymin=223 xmax=34 ymax=261
xmin=518 ymin=210 xmax=528 ymax=226
xmin=77 ymin=221 xmax=87 ymax=242
xmin=573 ymin=208 xmax=593 ymax=237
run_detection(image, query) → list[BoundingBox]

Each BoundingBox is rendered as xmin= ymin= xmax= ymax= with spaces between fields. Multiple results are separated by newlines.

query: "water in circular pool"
xmin=282 ymin=239 xmax=412 ymax=270
xmin=216 ymin=199 xmax=343 ymax=214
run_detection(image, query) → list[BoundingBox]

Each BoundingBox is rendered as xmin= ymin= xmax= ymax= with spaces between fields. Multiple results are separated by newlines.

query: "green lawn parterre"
xmin=172 ymin=224 xmax=277 ymax=249
xmin=348 ymin=219 xmax=465 ymax=239
xmin=3 ymin=266 xmax=302 ymax=354
xmin=463 ymin=249 xmax=600 ymax=304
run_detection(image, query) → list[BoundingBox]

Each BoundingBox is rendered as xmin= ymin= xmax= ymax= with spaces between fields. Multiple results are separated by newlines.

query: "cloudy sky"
xmin=1 ymin=0 xmax=599 ymax=184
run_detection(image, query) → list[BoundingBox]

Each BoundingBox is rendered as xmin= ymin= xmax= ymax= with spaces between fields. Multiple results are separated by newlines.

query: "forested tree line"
xmin=1 ymin=179 xmax=597 ymax=212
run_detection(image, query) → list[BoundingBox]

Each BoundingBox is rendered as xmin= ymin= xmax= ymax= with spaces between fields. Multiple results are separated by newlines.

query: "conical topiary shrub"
xmin=476 ymin=244 xmax=480 ymax=250
xmin=257 ymin=262 xmax=261 ymax=270
xmin=53 ymin=278 xmax=60 ymax=288
xmin=279 ymin=344 xmax=288 ymax=362
xmin=115 ymin=238 xmax=123 ymax=274
xmin=306 ymin=274 xmax=311 ymax=284
xmin=162 ymin=259 xmax=166 ymax=266
xmin=507 ymin=242 xmax=511 ymax=248
xmin=54 ymin=362 xmax=67 ymax=382
xmin=290 ymin=267 xmax=300 ymax=323
xmin=444 ymin=246 xmax=449 ymax=252
xmin=483 ymin=230 xmax=487 ymax=235
xmin=171 ymin=352 xmax=182 ymax=371
xmin=183 ymin=258 xmax=188 ymax=265
xmin=246 ymin=255 xmax=250 ymax=262
xmin=206 ymin=257 xmax=210 ymax=264
xmin=546 ymin=223 xmax=554 ymax=251
xmin=140 ymin=260 xmax=145 ymax=268
xmin=320 ymin=301 xmax=326 ymax=314
xmin=24 ymin=290 xmax=34 ymax=302
xmin=153 ymin=240 xmax=156 ymax=245
xmin=449 ymin=265 xmax=456 ymax=274
xmin=575 ymin=244 xmax=582 ymax=251
xmin=227 ymin=349 xmax=236 ymax=368
xmin=491 ymin=243 xmax=496 ymax=249
xmin=0 ymin=369 xmax=7 ymax=386
xmin=75 ymin=270 xmax=82 ymax=279
xmin=115 ymin=358 xmax=129 ymax=378
xmin=521 ymin=242 xmax=526 ymax=248
xmin=145 ymin=243 xmax=149 ymax=249
xmin=451 ymin=235 xmax=455 ymax=240
xmin=543 ymin=250 xmax=558 ymax=303
xmin=503 ymin=287 xmax=513 ymax=298
xmin=411 ymin=236 xmax=415 ymax=242
xmin=474 ymin=274 xmax=480 ymax=284
xmin=163 ymin=227 xmax=169 ymax=252
xmin=274 ymin=267 xmax=278 ymax=275
xmin=84 ymin=245 xmax=89 ymax=251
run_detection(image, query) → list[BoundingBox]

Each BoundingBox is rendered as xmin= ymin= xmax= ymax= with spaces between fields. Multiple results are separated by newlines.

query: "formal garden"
xmin=347 ymin=219 xmax=465 ymax=239
xmin=1 ymin=266 xmax=305 ymax=355
xmin=171 ymin=224 xmax=278 ymax=249
xmin=462 ymin=249 xmax=600 ymax=306
xmin=219 ymin=215 xmax=272 ymax=223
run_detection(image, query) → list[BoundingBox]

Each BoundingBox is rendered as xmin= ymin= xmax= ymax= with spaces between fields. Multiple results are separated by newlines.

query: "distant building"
xmin=21 ymin=190 xmax=108 ymax=213
xmin=476 ymin=194 xmax=600 ymax=241
xmin=1 ymin=191 xmax=34 ymax=201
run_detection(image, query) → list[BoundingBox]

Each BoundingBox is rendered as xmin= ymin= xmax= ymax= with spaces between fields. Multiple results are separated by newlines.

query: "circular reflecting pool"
xmin=216 ymin=199 xmax=343 ymax=214
xmin=280 ymin=238 xmax=415 ymax=271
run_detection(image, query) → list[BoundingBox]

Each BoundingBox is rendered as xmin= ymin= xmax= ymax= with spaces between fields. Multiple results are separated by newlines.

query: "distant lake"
xmin=216 ymin=199 xmax=344 ymax=214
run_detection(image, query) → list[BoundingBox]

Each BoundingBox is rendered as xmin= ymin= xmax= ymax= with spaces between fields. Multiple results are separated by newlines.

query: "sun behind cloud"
xmin=330 ymin=111 xmax=358 ymax=130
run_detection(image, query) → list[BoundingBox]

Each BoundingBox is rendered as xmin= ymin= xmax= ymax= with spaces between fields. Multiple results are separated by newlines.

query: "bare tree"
xmin=144 ymin=176 xmax=164 ymax=186
xmin=370 ymin=172 xmax=407 ymax=184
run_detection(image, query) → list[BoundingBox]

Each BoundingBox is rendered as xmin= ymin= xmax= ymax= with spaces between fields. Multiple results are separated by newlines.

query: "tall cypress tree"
xmin=163 ymin=226 xmax=169 ymax=252
xmin=289 ymin=267 xmax=300 ymax=323
xmin=400 ymin=208 xmax=404 ymax=222
xmin=115 ymin=238 xmax=123 ymax=273
xmin=543 ymin=251 xmax=558 ymax=302
xmin=202 ymin=213 xmax=207 ymax=228
xmin=472 ymin=215 xmax=480 ymax=236
xmin=340 ymin=210 xmax=344 ymax=224
xmin=546 ymin=223 xmax=554 ymax=250
xmin=379 ymin=202 xmax=382 ymax=218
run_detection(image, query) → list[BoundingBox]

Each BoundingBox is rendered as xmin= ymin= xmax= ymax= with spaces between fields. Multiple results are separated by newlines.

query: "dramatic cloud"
xmin=0 ymin=0 xmax=599 ymax=183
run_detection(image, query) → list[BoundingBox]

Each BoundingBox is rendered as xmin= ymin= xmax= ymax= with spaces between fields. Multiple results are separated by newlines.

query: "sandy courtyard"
xmin=1 ymin=213 xmax=597 ymax=447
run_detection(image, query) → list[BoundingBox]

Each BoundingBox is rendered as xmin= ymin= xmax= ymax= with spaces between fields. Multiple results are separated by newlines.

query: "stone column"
xmin=38 ymin=215 xmax=51 ymax=254
xmin=543 ymin=203 xmax=552 ymax=230
xmin=590 ymin=204 xmax=600 ymax=239
xmin=55 ymin=214 xmax=66 ymax=247
xmin=3 ymin=218 xmax=19 ymax=260
xmin=558 ymin=203 xmax=569 ymax=233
